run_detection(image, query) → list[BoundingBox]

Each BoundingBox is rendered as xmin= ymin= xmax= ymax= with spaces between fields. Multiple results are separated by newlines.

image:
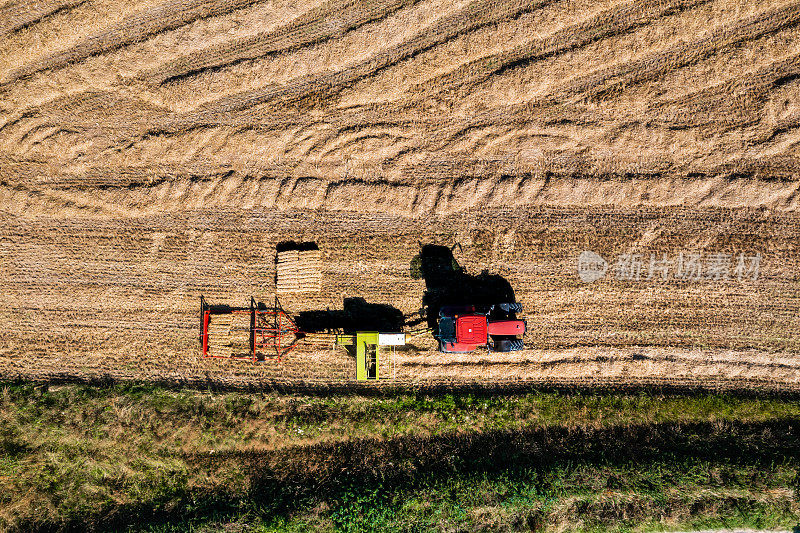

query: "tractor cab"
xmin=437 ymin=304 xmax=525 ymax=353
xmin=438 ymin=310 xmax=487 ymax=352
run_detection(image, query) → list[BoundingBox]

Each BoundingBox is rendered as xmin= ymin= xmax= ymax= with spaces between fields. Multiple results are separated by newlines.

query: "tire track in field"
xmin=0 ymin=0 xmax=268 ymax=85
xmin=399 ymin=352 xmax=800 ymax=373
xmin=163 ymin=0 xmax=800 ymax=134
xmin=409 ymin=0 xmax=711 ymax=98
xmin=643 ymin=50 xmax=800 ymax=164
xmin=555 ymin=0 xmax=800 ymax=102
xmin=141 ymin=0 xmax=423 ymax=86
xmin=424 ymin=2 xmax=800 ymax=153
xmin=157 ymin=0 xmax=556 ymax=130
xmin=0 ymin=0 xmax=85 ymax=37
xmin=5 ymin=170 xmax=800 ymax=217
xmin=238 ymin=2 xmax=800 ymax=161
xmin=756 ymin=115 xmax=800 ymax=157
xmin=0 ymin=91 xmax=170 ymax=157
xmin=648 ymin=51 xmax=800 ymax=130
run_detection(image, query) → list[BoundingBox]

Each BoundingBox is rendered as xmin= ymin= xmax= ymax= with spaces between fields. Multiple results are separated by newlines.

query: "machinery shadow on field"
xmin=295 ymin=297 xmax=404 ymax=334
xmin=276 ymin=240 xmax=319 ymax=252
xmin=409 ymin=244 xmax=517 ymax=328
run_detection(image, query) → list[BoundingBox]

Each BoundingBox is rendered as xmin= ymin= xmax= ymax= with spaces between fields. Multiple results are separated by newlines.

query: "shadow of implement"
xmin=276 ymin=240 xmax=319 ymax=252
xmin=295 ymin=297 xmax=404 ymax=335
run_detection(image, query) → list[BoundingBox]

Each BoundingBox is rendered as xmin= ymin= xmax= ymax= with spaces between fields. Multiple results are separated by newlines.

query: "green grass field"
xmin=0 ymin=383 xmax=798 ymax=532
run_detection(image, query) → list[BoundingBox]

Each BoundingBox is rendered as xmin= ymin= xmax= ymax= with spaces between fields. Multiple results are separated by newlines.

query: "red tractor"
xmin=436 ymin=303 xmax=526 ymax=353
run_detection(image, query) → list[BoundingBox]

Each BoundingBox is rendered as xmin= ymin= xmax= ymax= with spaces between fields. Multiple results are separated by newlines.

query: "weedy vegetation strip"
xmin=0 ymin=383 xmax=798 ymax=531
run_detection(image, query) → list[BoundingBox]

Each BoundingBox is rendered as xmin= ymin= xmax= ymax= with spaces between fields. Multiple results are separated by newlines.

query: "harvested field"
xmin=1 ymin=0 xmax=799 ymax=391
xmin=2 ymin=207 xmax=798 ymax=390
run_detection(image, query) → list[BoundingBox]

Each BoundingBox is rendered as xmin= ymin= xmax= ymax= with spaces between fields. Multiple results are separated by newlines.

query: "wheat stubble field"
xmin=1 ymin=0 xmax=800 ymax=391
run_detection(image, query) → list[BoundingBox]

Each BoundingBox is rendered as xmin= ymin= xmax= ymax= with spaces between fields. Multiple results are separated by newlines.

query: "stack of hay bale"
xmin=206 ymin=314 xmax=232 ymax=358
xmin=277 ymin=249 xmax=322 ymax=293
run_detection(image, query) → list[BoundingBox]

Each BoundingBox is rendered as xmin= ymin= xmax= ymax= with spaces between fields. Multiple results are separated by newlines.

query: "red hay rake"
xmin=200 ymin=296 xmax=301 ymax=362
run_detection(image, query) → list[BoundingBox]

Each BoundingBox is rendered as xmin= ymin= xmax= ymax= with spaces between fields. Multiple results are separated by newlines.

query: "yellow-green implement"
xmin=337 ymin=332 xmax=405 ymax=381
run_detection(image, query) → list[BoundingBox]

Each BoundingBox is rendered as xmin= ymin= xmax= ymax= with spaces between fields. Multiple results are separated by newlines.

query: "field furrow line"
xmin=648 ymin=51 xmax=800 ymax=130
xmin=411 ymin=0 xmax=711 ymax=98
xmin=6 ymin=370 xmax=800 ymax=394
xmin=555 ymin=0 xmax=800 ymax=102
xmin=424 ymin=3 xmax=800 ymax=155
xmin=0 ymin=0 xmax=85 ymax=37
xmin=144 ymin=0 xmax=423 ymax=86
xmin=161 ymin=0 xmax=556 ymax=129
xmin=1 ymin=0 xmax=267 ymax=85
xmin=6 ymin=168 xmax=800 ymax=216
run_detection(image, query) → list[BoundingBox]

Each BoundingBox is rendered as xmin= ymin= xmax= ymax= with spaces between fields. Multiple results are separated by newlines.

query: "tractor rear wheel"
xmin=498 ymin=302 xmax=522 ymax=314
xmin=493 ymin=338 xmax=524 ymax=352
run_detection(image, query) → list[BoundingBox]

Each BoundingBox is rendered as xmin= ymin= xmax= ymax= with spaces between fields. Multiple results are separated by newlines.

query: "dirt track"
xmin=1 ymin=0 xmax=799 ymax=390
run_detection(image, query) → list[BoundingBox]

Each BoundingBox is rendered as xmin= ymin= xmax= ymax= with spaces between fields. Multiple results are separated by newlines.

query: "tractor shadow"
xmin=295 ymin=297 xmax=404 ymax=335
xmin=410 ymin=244 xmax=517 ymax=328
